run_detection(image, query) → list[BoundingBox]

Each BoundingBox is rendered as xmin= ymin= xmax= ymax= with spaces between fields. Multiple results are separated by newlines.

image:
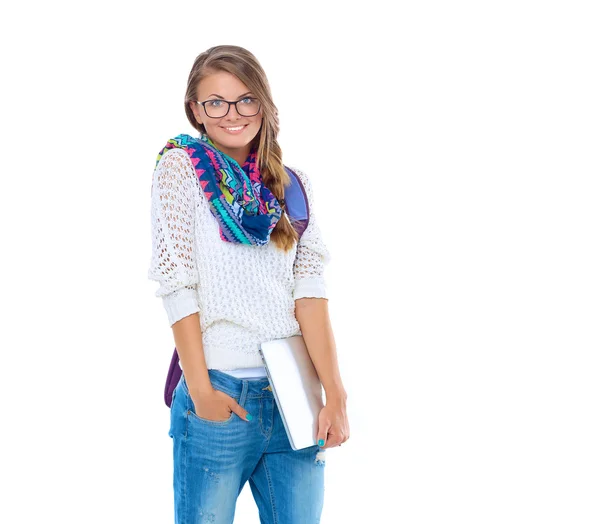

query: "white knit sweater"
xmin=148 ymin=147 xmax=331 ymax=372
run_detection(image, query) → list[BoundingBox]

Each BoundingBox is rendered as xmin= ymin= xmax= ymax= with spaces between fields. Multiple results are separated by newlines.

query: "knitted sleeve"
xmin=148 ymin=148 xmax=201 ymax=326
xmin=290 ymin=167 xmax=332 ymax=300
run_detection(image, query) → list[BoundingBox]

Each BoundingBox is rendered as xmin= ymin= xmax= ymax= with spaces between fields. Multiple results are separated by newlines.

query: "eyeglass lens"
xmin=204 ymin=98 xmax=260 ymax=118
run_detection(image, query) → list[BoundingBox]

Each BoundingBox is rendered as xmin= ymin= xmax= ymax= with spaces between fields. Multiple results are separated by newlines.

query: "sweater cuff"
xmin=293 ymin=276 xmax=328 ymax=301
xmin=162 ymin=287 xmax=200 ymax=327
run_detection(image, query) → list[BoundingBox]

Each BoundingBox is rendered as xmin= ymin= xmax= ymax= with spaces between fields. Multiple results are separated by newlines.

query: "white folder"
xmin=259 ymin=335 xmax=325 ymax=450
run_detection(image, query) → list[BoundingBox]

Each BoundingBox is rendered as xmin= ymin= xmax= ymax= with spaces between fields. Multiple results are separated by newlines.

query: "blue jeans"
xmin=168 ymin=369 xmax=326 ymax=523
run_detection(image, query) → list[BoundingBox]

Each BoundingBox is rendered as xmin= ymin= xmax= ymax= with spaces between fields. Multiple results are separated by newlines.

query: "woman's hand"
xmin=190 ymin=389 xmax=252 ymax=422
xmin=316 ymin=394 xmax=350 ymax=449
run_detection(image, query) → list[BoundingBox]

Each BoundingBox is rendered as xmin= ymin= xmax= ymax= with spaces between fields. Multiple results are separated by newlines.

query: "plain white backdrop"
xmin=1 ymin=1 xmax=599 ymax=522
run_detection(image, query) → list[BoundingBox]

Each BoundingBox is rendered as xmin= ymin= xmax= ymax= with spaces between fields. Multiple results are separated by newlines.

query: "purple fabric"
xmin=164 ymin=166 xmax=310 ymax=407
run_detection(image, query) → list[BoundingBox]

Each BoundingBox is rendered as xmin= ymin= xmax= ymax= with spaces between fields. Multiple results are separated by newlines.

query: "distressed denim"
xmin=168 ymin=369 xmax=326 ymax=523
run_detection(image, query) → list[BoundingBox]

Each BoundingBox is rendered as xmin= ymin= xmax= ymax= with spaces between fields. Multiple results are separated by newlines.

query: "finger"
xmin=317 ymin=422 xmax=331 ymax=448
xmin=324 ymin=436 xmax=342 ymax=448
xmin=229 ymin=400 xmax=253 ymax=422
xmin=324 ymin=430 xmax=347 ymax=448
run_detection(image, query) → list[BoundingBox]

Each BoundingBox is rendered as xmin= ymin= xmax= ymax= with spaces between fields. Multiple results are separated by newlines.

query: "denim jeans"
xmin=168 ymin=369 xmax=326 ymax=523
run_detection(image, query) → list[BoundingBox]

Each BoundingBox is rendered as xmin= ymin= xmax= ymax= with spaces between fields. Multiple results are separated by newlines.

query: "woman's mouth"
xmin=221 ymin=124 xmax=248 ymax=135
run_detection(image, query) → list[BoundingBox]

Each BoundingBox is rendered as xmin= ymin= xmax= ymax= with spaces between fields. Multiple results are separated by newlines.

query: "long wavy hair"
xmin=184 ymin=45 xmax=299 ymax=252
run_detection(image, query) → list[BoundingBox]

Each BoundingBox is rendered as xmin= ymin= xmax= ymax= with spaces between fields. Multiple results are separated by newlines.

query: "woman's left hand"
xmin=317 ymin=395 xmax=350 ymax=449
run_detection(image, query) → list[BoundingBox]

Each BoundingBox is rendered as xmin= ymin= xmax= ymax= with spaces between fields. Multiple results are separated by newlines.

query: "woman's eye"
xmin=208 ymin=100 xmax=223 ymax=107
xmin=240 ymin=97 xmax=252 ymax=104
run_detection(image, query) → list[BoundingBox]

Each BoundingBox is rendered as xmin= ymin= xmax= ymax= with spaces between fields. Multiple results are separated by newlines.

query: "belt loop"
xmin=241 ymin=379 xmax=249 ymax=402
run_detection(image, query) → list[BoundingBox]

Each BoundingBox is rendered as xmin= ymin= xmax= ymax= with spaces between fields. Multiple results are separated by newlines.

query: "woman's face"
xmin=190 ymin=70 xmax=263 ymax=163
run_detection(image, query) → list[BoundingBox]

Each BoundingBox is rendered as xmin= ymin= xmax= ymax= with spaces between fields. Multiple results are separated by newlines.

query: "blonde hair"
xmin=184 ymin=45 xmax=299 ymax=252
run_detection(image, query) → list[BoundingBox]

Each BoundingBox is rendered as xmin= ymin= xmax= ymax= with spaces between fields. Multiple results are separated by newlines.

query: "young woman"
xmin=148 ymin=45 xmax=349 ymax=524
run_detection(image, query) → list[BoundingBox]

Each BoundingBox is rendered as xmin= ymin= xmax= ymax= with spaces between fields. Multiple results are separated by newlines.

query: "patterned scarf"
xmin=155 ymin=133 xmax=283 ymax=245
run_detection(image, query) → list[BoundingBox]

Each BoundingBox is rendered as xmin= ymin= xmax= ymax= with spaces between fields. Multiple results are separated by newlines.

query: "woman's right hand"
xmin=190 ymin=388 xmax=252 ymax=422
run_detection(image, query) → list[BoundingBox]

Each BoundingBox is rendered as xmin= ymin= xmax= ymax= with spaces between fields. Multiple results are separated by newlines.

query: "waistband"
xmin=182 ymin=368 xmax=273 ymax=399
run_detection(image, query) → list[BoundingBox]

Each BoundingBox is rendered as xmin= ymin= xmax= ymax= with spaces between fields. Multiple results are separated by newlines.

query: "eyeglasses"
xmin=196 ymin=97 xmax=261 ymax=118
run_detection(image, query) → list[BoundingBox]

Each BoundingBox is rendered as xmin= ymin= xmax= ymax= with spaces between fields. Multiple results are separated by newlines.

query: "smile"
xmin=221 ymin=125 xmax=248 ymax=134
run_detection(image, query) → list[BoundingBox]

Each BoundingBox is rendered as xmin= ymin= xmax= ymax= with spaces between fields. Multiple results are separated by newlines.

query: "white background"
xmin=1 ymin=1 xmax=599 ymax=522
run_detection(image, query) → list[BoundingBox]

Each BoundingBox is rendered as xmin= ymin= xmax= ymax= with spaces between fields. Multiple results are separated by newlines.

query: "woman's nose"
xmin=225 ymin=102 xmax=243 ymax=120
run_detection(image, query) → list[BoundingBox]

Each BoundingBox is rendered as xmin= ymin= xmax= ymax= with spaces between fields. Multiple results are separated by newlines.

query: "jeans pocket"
xmin=183 ymin=377 xmax=246 ymax=426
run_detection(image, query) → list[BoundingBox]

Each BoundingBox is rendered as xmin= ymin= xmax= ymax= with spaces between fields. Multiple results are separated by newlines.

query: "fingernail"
xmin=246 ymin=414 xmax=253 ymax=421
xmin=318 ymin=439 xmax=325 ymax=446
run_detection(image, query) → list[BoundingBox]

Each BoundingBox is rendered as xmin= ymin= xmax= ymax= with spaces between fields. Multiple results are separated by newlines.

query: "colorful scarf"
xmin=155 ymin=133 xmax=283 ymax=245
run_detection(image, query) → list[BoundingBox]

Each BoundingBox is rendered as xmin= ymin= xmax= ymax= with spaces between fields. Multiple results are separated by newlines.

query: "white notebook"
xmin=259 ymin=335 xmax=324 ymax=451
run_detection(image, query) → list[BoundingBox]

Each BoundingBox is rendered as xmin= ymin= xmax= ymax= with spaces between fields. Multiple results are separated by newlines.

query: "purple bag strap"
xmin=282 ymin=166 xmax=310 ymax=238
xmin=164 ymin=165 xmax=310 ymax=407
xmin=164 ymin=348 xmax=183 ymax=407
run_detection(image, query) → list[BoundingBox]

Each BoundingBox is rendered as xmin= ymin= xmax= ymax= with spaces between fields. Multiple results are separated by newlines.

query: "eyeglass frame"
xmin=196 ymin=97 xmax=261 ymax=119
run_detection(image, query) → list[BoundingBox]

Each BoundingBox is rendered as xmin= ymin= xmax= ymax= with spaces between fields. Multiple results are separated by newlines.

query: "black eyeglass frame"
xmin=196 ymin=97 xmax=261 ymax=118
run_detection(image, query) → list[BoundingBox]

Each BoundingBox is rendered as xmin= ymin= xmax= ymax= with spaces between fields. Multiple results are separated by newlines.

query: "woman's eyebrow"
xmin=208 ymin=91 xmax=253 ymax=99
